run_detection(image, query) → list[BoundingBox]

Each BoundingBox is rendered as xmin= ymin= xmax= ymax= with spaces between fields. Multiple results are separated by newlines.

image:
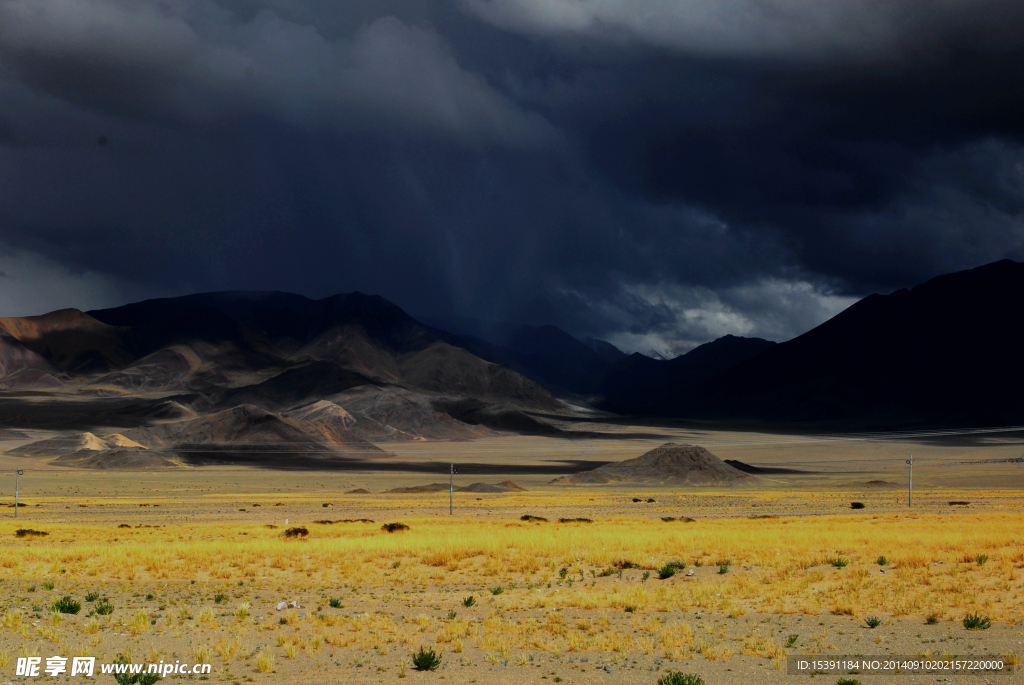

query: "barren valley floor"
xmin=0 ymin=429 xmax=1021 ymax=684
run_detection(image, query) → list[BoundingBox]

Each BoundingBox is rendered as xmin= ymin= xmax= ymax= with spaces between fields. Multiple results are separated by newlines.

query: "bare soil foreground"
xmin=0 ymin=427 xmax=1022 ymax=685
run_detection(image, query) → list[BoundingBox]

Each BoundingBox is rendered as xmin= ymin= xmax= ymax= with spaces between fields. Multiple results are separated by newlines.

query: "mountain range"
xmin=1 ymin=259 xmax=1022 ymax=468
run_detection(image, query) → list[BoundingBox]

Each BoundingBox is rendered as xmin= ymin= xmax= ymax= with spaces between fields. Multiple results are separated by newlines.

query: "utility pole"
xmin=906 ymin=455 xmax=913 ymax=508
xmin=450 ymin=463 xmax=457 ymax=516
xmin=15 ymin=469 xmax=23 ymax=518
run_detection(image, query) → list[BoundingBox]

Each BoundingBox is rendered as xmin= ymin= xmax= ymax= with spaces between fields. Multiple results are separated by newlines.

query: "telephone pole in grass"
xmin=906 ymin=455 xmax=913 ymax=508
xmin=15 ymin=469 xmax=23 ymax=518
xmin=450 ymin=463 xmax=457 ymax=516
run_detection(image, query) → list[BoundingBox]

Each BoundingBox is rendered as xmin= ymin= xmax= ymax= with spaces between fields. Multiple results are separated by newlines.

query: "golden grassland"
xmin=0 ymin=490 xmax=1021 ymax=683
xmin=3 ymin=510 xmax=1022 ymax=622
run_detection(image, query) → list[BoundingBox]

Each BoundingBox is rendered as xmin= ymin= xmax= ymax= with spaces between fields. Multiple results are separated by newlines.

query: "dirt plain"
xmin=0 ymin=424 xmax=1022 ymax=685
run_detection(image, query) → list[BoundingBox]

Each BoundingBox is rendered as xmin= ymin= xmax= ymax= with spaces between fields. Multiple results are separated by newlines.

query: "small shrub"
xmin=876 ymin=556 xmax=888 ymax=566
xmin=381 ymin=523 xmax=410 ymax=533
xmin=557 ymin=518 xmax=592 ymax=523
xmin=52 ymin=596 xmax=81 ymax=615
xmin=328 ymin=598 xmax=342 ymax=608
xmin=446 ymin=610 xmax=457 ymax=620
xmin=658 ymin=564 xmax=677 ymax=580
xmin=624 ymin=605 xmax=636 ymax=613
xmin=284 ymin=527 xmax=308 ymax=538
xmin=962 ymin=612 xmax=991 ymax=630
xmin=718 ymin=564 xmax=729 ymax=575
xmin=558 ymin=567 xmax=568 ymax=579
xmin=322 ymin=503 xmax=330 ymax=507
xmin=42 ymin=582 xmax=54 ymax=591
xmin=462 ymin=596 xmax=476 ymax=608
xmin=836 ymin=679 xmax=863 ymax=685
xmin=657 ymin=672 xmax=705 ymax=685
xmin=865 ymin=616 xmax=882 ymax=629
xmin=95 ymin=602 xmax=114 ymax=615
xmin=85 ymin=591 xmax=100 ymax=602
xmin=948 ymin=501 xmax=970 ymax=506
xmin=14 ymin=528 xmax=48 ymax=538
xmin=850 ymin=502 xmax=865 ymax=509
xmin=646 ymin=498 xmax=655 ymax=503
xmin=214 ymin=594 xmax=227 ymax=604
xmin=642 ymin=571 xmax=651 ymax=582
xmin=490 ymin=586 xmax=504 ymax=596
xmin=118 ymin=524 xmax=131 ymax=528
xmin=786 ymin=634 xmax=799 ymax=647
xmin=520 ymin=515 xmax=547 ymax=522
xmin=411 ymin=646 xmax=441 ymax=671
xmin=831 ymin=557 xmax=849 ymax=568
xmin=926 ymin=614 xmax=939 ymax=625
xmin=975 ymin=554 xmax=988 ymax=565
xmin=112 ymin=655 xmax=160 ymax=685
xmin=632 ymin=498 xmax=642 ymax=502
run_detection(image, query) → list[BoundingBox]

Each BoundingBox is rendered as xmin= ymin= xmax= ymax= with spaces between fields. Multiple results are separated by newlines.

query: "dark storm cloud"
xmin=0 ymin=0 xmax=1022 ymax=355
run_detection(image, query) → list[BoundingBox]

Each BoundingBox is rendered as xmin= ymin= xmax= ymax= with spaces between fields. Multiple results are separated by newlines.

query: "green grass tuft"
xmin=963 ymin=612 xmax=991 ymax=630
xmin=657 ymin=672 xmax=705 ymax=685
xmin=52 ymin=596 xmax=81 ymax=615
xmin=411 ymin=646 xmax=441 ymax=671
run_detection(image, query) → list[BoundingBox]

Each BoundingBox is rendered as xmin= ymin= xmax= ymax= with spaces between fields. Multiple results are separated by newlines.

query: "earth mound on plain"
xmin=458 ymin=481 xmax=526 ymax=493
xmin=386 ymin=481 xmax=525 ymax=494
xmin=53 ymin=447 xmax=179 ymax=469
xmin=551 ymin=443 xmax=757 ymax=485
xmin=845 ymin=479 xmax=902 ymax=488
xmin=8 ymin=432 xmax=144 ymax=458
xmin=6 ymin=431 xmax=177 ymax=469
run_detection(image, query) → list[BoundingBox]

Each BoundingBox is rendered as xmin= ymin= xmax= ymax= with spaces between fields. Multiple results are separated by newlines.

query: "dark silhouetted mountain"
xmin=599 ymin=335 xmax=776 ymax=415
xmin=420 ymin=316 xmax=613 ymax=397
xmin=583 ymin=337 xmax=627 ymax=363
xmin=92 ymin=291 xmax=436 ymax=353
xmin=689 ymin=260 xmax=1024 ymax=425
xmin=85 ymin=291 xmax=557 ymax=408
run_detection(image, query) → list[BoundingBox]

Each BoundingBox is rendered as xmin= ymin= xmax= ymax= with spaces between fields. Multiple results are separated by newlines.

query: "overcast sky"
xmin=1 ymin=0 xmax=1022 ymax=356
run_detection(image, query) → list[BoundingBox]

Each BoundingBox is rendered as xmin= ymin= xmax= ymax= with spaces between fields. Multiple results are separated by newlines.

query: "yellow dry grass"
xmin=1 ymin=511 xmax=1021 ymax=623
